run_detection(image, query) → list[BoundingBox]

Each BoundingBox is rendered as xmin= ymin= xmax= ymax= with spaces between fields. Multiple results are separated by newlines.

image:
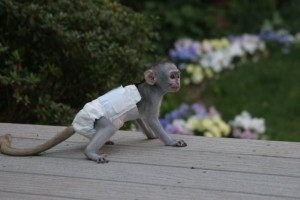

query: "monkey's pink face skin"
xmin=168 ymin=69 xmax=180 ymax=92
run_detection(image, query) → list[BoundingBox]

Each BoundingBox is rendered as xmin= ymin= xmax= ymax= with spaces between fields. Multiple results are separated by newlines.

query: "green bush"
xmin=0 ymin=0 xmax=158 ymax=125
xmin=280 ymin=0 xmax=300 ymax=33
xmin=225 ymin=0 xmax=276 ymax=34
xmin=120 ymin=0 xmax=221 ymax=53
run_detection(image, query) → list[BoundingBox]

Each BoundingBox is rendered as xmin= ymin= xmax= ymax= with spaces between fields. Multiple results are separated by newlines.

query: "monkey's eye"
xmin=170 ymin=74 xmax=176 ymax=79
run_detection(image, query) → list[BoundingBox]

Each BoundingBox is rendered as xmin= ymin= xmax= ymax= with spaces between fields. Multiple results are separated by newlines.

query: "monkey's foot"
xmin=173 ymin=140 xmax=187 ymax=147
xmin=87 ymin=153 xmax=109 ymax=163
xmin=105 ymin=141 xmax=114 ymax=145
xmin=147 ymin=135 xmax=158 ymax=140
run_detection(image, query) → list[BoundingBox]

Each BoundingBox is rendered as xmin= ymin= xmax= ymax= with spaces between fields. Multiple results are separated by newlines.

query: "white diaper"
xmin=72 ymin=85 xmax=141 ymax=139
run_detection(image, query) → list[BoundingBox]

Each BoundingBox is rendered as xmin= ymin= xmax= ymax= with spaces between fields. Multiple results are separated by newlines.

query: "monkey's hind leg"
xmin=84 ymin=117 xmax=117 ymax=163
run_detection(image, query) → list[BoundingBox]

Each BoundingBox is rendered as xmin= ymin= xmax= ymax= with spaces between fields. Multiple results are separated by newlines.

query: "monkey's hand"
xmin=172 ymin=140 xmax=187 ymax=147
xmin=86 ymin=153 xmax=109 ymax=164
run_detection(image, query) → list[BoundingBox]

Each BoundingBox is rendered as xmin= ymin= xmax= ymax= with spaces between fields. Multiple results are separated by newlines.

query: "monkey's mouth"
xmin=171 ymin=86 xmax=180 ymax=91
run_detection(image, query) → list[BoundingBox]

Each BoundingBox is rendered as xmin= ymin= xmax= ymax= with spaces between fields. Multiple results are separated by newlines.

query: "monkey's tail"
xmin=0 ymin=126 xmax=75 ymax=156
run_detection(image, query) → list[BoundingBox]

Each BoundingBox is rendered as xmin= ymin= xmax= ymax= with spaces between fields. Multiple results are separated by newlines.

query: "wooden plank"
xmin=0 ymin=170 xmax=297 ymax=200
xmin=0 ymin=191 xmax=74 ymax=200
xmin=1 ymin=155 xmax=300 ymax=198
xmin=5 ymin=137 xmax=300 ymax=178
xmin=1 ymin=123 xmax=300 ymax=200
xmin=1 ymin=123 xmax=300 ymax=159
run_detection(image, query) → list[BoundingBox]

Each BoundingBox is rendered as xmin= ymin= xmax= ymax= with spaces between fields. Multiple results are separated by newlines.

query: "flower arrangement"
xmin=170 ymin=35 xmax=267 ymax=86
xmin=160 ymin=104 xmax=267 ymax=140
xmin=170 ymin=30 xmax=300 ymax=86
xmin=259 ymin=29 xmax=295 ymax=54
xmin=229 ymin=111 xmax=266 ymax=139
xmin=160 ymin=103 xmax=230 ymax=138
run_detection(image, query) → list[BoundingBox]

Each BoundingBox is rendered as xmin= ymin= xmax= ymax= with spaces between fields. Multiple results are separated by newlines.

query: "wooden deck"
xmin=0 ymin=123 xmax=300 ymax=200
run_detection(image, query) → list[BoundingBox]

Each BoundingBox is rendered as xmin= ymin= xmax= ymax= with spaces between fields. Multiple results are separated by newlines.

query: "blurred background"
xmin=0 ymin=0 xmax=299 ymax=141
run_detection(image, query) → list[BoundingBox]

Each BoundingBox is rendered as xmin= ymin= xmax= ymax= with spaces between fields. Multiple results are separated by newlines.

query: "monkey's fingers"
xmin=96 ymin=157 xmax=109 ymax=164
xmin=174 ymin=140 xmax=187 ymax=147
xmin=105 ymin=141 xmax=114 ymax=145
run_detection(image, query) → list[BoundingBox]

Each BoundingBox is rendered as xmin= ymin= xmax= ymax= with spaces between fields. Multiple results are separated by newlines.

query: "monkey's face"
xmin=159 ymin=64 xmax=180 ymax=93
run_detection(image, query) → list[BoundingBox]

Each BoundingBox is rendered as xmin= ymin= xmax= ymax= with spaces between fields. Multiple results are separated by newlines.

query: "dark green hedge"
xmin=0 ymin=0 xmax=158 ymax=125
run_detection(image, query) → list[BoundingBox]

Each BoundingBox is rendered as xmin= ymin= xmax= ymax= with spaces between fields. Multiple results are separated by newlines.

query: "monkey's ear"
xmin=144 ymin=69 xmax=157 ymax=85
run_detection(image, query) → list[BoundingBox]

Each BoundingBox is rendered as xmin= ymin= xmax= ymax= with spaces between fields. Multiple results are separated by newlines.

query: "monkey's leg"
xmin=135 ymin=119 xmax=157 ymax=139
xmin=84 ymin=117 xmax=116 ymax=163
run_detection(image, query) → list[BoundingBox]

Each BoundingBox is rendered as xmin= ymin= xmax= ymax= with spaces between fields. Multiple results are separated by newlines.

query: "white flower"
xmin=230 ymin=111 xmax=266 ymax=134
xmin=237 ymin=34 xmax=266 ymax=55
xmin=251 ymin=118 xmax=266 ymax=134
xmin=192 ymin=73 xmax=204 ymax=84
xmin=204 ymin=132 xmax=214 ymax=137
xmin=228 ymin=41 xmax=245 ymax=57
xmin=202 ymin=49 xmax=233 ymax=73
xmin=172 ymin=119 xmax=193 ymax=135
xmin=295 ymin=33 xmax=300 ymax=43
xmin=202 ymin=40 xmax=212 ymax=53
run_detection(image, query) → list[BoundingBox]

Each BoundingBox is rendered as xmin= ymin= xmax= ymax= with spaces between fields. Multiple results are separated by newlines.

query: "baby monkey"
xmin=0 ymin=62 xmax=187 ymax=163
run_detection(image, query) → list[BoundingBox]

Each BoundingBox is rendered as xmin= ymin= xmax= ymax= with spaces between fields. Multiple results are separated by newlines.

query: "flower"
xmin=186 ymin=117 xmax=198 ymax=130
xmin=169 ymin=38 xmax=202 ymax=61
xmin=170 ymin=29 xmax=299 ymax=86
xmin=166 ymin=119 xmax=193 ymax=135
xmin=160 ymin=103 xmax=230 ymax=137
xmin=230 ymin=111 xmax=266 ymax=139
xmin=192 ymin=103 xmax=207 ymax=117
xmin=182 ymin=64 xmax=209 ymax=85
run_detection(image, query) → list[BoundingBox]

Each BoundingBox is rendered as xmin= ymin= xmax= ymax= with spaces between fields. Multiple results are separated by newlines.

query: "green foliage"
xmin=280 ymin=0 xmax=300 ymax=33
xmin=0 ymin=0 xmax=158 ymax=125
xmin=225 ymin=0 xmax=277 ymax=34
xmin=120 ymin=0 xmax=222 ymax=54
xmin=203 ymin=46 xmax=300 ymax=142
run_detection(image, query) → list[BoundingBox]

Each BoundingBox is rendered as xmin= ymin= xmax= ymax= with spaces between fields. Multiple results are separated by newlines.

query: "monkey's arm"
xmin=135 ymin=118 xmax=157 ymax=139
xmin=0 ymin=126 xmax=75 ymax=156
xmin=143 ymin=118 xmax=187 ymax=147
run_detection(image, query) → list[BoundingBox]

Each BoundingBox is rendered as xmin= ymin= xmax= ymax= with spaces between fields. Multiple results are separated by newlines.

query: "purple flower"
xmin=170 ymin=110 xmax=181 ymax=119
xmin=192 ymin=103 xmax=207 ymax=117
xmin=165 ymin=124 xmax=179 ymax=134
xmin=240 ymin=129 xmax=257 ymax=139
xmin=259 ymin=30 xmax=277 ymax=41
xmin=228 ymin=35 xmax=238 ymax=42
xmin=208 ymin=106 xmax=220 ymax=116
xmin=178 ymin=104 xmax=190 ymax=118
xmin=165 ymin=114 xmax=172 ymax=120
xmin=169 ymin=39 xmax=201 ymax=61
xmin=233 ymin=128 xmax=242 ymax=138
xmin=160 ymin=118 xmax=171 ymax=129
xmin=179 ymin=104 xmax=189 ymax=112
xmin=169 ymin=49 xmax=178 ymax=60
